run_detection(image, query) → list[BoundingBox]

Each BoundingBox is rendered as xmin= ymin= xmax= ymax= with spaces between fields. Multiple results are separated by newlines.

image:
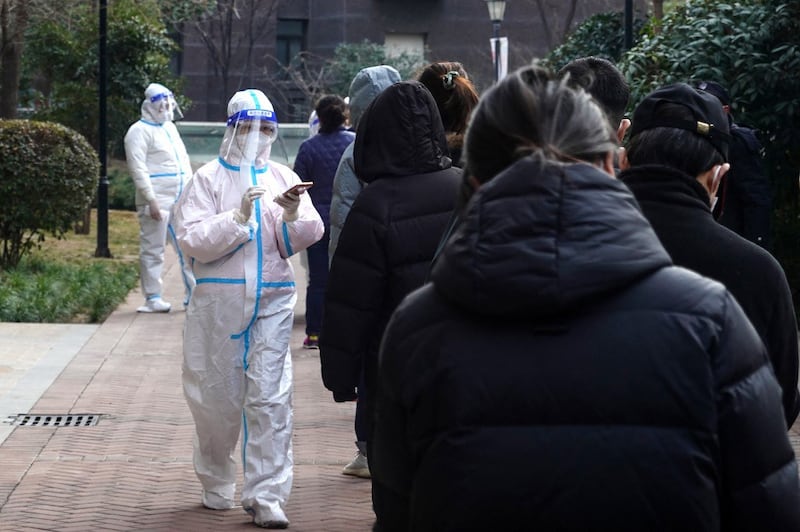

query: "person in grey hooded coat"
xmin=327 ymin=65 xmax=401 ymax=265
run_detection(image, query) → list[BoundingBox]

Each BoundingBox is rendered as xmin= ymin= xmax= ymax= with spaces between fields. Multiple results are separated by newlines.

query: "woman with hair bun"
xmin=416 ymin=61 xmax=479 ymax=167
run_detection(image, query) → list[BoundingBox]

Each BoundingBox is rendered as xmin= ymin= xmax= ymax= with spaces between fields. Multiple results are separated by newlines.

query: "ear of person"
xmin=616 ymin=118 xmax=631 ymax=144
xmin=697 ymin=163 xmax=730 ymax=197
xmin=617 ymin=147 xmax=630 ymax=171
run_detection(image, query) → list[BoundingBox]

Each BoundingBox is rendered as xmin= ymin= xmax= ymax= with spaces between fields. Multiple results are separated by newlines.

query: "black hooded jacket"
xmin=320 ymin=81 xmax=462 ymax=403
xmin=372 ymin=157 xmax=800 ymax=532
xmin=621 ymin=164 xmax=800 ymax=426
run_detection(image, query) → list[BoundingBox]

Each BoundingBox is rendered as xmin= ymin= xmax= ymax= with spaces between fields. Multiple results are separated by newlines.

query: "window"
xmin=384 ymin=33 xmax=425 ymax=59
xmin=276 ymin=19 xmax=307 ymax=67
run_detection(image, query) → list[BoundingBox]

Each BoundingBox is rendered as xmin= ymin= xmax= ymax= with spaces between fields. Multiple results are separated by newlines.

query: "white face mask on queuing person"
xmin=123 ymin=82 xmax=193 ymax=313
xmin=171 ymin=88 xmax=323 ymax=529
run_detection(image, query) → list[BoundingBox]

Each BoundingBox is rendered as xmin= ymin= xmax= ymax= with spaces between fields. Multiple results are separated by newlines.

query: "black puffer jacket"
xmin=320 ymin=81 xmax=462 ymax=404
xmin=372 ymin=156 xmax=800 ymax=532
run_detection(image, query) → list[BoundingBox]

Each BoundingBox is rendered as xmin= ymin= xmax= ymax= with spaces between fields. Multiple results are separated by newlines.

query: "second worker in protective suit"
xmin=124 ymin=83 xmax=194 ymax=313
xmin=172 ymin=89 xmax=324 ymax=529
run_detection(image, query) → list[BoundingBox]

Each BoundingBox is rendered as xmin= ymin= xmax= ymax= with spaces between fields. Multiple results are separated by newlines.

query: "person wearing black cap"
xmin=697 ymin=80 xmax=772 ymax=250
xmin=620 ymin=82 xmax=800 ymax=428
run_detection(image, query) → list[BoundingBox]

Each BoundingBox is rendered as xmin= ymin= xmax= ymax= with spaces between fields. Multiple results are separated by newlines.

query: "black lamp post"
xmin=95 ymin=0 xmax=111 ymax=258
xmin=485 ymin=0 xmax=507 ymax=83
xmin=624 ymin=0 xmax=633 ymax=50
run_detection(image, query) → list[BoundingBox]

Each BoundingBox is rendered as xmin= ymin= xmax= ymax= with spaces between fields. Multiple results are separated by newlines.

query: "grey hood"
xmin=348 ymin=65 xmax=401 ymax=130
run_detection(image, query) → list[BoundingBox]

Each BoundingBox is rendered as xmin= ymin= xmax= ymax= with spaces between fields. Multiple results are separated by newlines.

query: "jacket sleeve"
xmin=713 ymin=291 xmax=800 ymax=531
xmin=328 ymin=143 xmax=361 ymax=265
xmin=172 ymin=171 xmax=255 ymax=264
xmin=165 ymin=122 xmax=194 ymax=186
xmin=370 ymin=298 xmax=420 ymax=532
xmin=261 ymin=165 xmax=325 ymax=259
xmin=271 ymin=190 xmax=324 ymax=259
xmin=320 ymin=197 xmax=387 ymax=395
xmin=765 ymin=268 xmax=800 ymax=426
xmin=124 ymin=123 xmax=156 ymax=203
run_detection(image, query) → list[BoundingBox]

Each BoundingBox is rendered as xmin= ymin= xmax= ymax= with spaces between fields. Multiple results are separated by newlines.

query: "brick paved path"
xmin=0 ymin=253 xmax=374 ymax=531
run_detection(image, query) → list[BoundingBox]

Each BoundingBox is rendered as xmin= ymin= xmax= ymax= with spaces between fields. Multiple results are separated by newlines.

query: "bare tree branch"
xmin=176 ymin=0 xmax=280 ymax=108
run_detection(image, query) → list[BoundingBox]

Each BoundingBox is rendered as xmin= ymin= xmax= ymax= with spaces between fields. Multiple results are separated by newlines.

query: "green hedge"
xmin=0 ymin=120 xmax=99 ymax=269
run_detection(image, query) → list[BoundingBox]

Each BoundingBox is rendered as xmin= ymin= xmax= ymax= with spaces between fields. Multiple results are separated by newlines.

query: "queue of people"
xmin=126 ymin=56 xmax=800 ymax=529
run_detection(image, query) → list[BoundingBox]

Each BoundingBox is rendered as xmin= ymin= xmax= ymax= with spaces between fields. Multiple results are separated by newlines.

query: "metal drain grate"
xmin=6 ymin=414 xmax=100 ymax=427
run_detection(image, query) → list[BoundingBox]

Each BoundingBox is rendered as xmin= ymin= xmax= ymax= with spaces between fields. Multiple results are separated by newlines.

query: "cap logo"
xmin=696 ymin=121 xmax=711 ymax=136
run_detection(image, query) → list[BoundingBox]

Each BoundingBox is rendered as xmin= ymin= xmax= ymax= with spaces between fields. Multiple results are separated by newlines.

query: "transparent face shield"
xmin=220 ymin=109 xmax=279 ymax=166
xmin=149 ymin=91 xmax=184 ymax=122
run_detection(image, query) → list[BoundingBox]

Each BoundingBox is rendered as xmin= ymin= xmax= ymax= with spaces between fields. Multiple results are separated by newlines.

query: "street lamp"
xmin=485 ymin=0 xmax=507 ymax=83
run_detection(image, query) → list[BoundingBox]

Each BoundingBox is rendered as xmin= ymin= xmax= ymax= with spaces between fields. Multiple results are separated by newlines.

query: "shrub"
xmin=23 ymin=0 xmax=184 ymax=158
xmin=0 ymin=120 xmax=99 ymax=269
xmin=618 ymin=0 xmax=800 ymax=309
xmin=0 ymin=255 xmax=138 ymax=323
xmin=107 ymin=164 xmax=137 ymax=211
xmin=544 ymin=11 xmax=648 ymax=72
xmin=327 ymin=41 xmax=426 ymax=97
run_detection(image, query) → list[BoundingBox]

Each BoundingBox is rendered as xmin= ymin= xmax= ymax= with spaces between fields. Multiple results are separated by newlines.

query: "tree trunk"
xmin=0 ymin=0 xmax=29 ymax=119
xmin=652 ymin=0 xmax=664 ymax=33
xmin=653 ymin=0 xmax=664 ymax=20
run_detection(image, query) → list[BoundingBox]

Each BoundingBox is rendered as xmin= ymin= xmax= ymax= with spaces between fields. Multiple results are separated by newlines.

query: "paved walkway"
xmin=0 ymin=250 xmax=374 ymax=531
xmin=1 ymin=250 xmax=799 ymax=531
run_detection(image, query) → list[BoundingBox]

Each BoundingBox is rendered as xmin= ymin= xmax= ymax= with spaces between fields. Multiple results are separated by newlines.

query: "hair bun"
xmin=442 ymin=71 xmax=460 ymax=90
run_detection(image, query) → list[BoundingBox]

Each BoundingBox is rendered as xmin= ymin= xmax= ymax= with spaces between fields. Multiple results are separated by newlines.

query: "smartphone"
xmin=285 ymin=182 xmax=313 ymax=195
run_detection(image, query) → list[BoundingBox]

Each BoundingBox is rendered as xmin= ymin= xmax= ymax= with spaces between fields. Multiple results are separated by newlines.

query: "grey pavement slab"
xmin=0 ymin=323 xmax=98 ymax=445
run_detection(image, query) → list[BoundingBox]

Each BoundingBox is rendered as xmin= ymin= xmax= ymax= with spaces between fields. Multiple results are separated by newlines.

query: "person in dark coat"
xmin=319 ymin=80 xmax=462 ymax=470
xmin=620 ymin=83 xmax=800 ymax=427
xmin=293 ymin=95 xmax=355 ymax=349
xmin=558 ymin=56 xmax=631 ymax=144
xmin=696 ymin=80 xmax=773 ymax=250
xmin=371 ymin=65 xmax=800 ymax=532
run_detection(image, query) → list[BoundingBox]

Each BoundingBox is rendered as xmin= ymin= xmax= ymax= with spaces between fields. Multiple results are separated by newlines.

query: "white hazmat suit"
xmin=124 ymin=83 xmax=193 ymax=312
xmin=172 ymin=89 xmax=323 ymax=528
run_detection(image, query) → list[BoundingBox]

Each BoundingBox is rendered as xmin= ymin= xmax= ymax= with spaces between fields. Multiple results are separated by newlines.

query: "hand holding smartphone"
xmin=285 ymin=182 xmax=313 ymax=196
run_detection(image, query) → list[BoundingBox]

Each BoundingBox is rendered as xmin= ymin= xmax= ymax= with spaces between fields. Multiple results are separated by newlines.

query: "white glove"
xmin=148 ymin=199 xmax=162 ymax=221
xmin=233 ymin=186 xmax=266 ymax=225
xmin=274 ymin=192 xmax=301 ymax=222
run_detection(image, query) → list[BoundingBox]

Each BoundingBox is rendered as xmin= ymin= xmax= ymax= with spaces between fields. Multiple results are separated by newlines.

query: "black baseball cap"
xmin=629 ymin=82 xmax=731 ymax=160
xmin=696 ymin=80 xmax=731 ymax=106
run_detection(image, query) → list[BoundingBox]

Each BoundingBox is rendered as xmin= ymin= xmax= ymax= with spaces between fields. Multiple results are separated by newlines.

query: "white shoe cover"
xmin=247 ymin=504 xmax=289 ymax=529
xmin=202 ymin=489 xmax=235 ymax=510
xmin=137 ymin=297 xmax=172 ymax=313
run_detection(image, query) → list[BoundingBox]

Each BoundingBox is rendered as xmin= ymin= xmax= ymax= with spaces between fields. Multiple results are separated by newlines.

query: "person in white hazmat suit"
xmin=124 ymin=83 xmax=194 ymax=313
xmin=172 ymin=88 xmax=323 ymax=529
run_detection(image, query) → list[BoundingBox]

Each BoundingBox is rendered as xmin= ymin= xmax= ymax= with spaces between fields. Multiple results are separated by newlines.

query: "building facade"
xmin=178 ymin=0 xmax=648 ymax=123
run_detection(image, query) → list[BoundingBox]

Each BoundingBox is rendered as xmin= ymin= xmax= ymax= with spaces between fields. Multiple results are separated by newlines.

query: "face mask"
xmin=148 ymin=95 xmax=174 ymax=123
xmin=236 ymin=131 xmax=272 ymax=163
xmin=709 ymin=165 xmax=722 ymax=211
